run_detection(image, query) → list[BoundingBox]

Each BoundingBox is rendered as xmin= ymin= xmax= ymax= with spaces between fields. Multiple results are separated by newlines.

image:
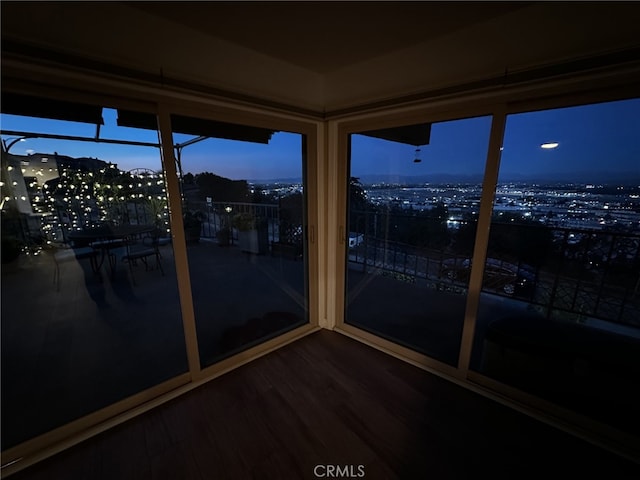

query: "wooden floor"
xmin=7 ymin=330 xmax=639 ymax=479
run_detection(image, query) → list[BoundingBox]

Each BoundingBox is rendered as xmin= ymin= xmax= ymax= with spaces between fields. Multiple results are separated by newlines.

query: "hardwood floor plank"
xmin=7 ymin=330 xmax=639 ymax=480
xmin=148 ymin=443 xmax=203 ymax=480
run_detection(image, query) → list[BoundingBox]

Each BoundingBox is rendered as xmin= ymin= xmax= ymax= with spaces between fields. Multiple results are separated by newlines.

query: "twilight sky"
xmin=1 ymin=97 xmax=638 ymax=183
xmin=500 ymin=98 xmax=640 ymax=182
xmin=351 ymin=98 xmax=639 ymax=183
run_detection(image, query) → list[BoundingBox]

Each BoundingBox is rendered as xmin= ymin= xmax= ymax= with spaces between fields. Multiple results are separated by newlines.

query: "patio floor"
xmin=1 ymin=237 xmax=307 ymax=449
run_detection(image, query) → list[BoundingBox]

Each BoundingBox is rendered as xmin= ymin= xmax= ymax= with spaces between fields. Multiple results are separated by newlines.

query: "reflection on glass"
xmin=346 ymin=116 xmax=492 ymax=365
xmin=471 ymin=98 xmax=640 ymax=434
xmin=170 ymin=114 xmax=308 ymax=367
xmin=1 ymin=101 xmax=188 ymax=449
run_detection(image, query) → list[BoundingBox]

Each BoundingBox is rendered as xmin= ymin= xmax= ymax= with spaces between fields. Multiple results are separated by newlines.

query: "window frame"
xmin=329 ymin=84 xmax=640 ymax=456
xmin=0 ymin=80 xmax=322 ymax=469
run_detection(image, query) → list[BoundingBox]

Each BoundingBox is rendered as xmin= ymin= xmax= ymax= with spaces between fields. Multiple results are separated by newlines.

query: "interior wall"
xmin=0 ymin=2 xmax=325 ymax=112
xmin=317 ymin=3 xmax=640 ymax=111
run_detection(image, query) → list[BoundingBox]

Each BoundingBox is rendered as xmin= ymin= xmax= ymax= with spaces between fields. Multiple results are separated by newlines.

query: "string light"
xmin=12 ymin=159 xmax=169 ymax=240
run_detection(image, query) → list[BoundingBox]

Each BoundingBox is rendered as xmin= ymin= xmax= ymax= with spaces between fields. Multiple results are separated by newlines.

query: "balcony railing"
xmin=348 ymin=210 xmax=640 ymax=328
xmin=189 ymin=201 xmax=281 ymax=244
xmin=7 ymin=199 xmax=639 ymax=327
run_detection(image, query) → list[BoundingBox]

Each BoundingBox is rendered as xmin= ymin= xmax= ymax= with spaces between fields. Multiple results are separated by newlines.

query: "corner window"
xmin=345 ymin=116 xmax=492 ymax=365
xmin=1 ymin=97 xmax=187 ymax=448
xmin=168 ymin=113 xmax=309 ymax=367
xmin=471 ymin=98 xmax=640 ymax=434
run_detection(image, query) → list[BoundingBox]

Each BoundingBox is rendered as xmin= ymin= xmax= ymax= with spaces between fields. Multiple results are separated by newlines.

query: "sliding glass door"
xmin=0 ymin=91 xmax=317 ymax=458
xmin=344 ymin=116 xmax=492 ymax=365
xmin=167 ymin=113 xmax=309 ymax=368
xmin=471 ymin=98 xmax=640 ymax=434
xmin=1 ymin=94 xmax=188 ymax=449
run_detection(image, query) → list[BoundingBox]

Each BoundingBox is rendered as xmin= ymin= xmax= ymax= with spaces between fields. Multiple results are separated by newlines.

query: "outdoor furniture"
xmin=67 ymin=224 xmax=157 ymax=279
xmin=89 ymin=237 xmax=128 ymax=277
xmin=122 ymin=232 xmax=165 ymax=285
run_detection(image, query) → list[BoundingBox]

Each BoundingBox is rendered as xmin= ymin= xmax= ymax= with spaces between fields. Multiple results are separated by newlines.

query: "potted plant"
xmin=232 ymin=212 xmax=255 ymax=230
xmin=233 ymin=212 xmax=257 ymax=253
xmin=183 ymin=210 xmax=205 ymax=244
xmin=233 ymin=212 xmax=268 ymax=254
xmin=217 ymin=223 xmax=232 ymax=246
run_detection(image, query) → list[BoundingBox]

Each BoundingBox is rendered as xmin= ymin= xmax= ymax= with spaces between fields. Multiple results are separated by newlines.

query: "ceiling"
xmin=127 ymin=1 xmax=529 ymax=74
xmin=2 ymin=1 xmax=640 ymax=114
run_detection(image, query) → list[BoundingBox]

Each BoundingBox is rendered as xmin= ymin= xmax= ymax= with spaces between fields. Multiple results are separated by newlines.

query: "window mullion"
xmin=457 ymin=106 xmax=507 ymax=375
xmin=157 ymin=105 xmax=202 ymax=377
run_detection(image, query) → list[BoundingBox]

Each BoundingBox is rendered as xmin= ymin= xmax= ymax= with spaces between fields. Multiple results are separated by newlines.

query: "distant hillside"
xmin=355 ymin=170 xmax=640 ymax=186
xmin=499 ymin=170 xmax=640 ymax=185
xmin=249 ymin=177 xmax=302 ymax=185
xmin=239 ymin=170 xmax=640 ymax=187
xmin=357 ymin=173 xmax=485 ymax=185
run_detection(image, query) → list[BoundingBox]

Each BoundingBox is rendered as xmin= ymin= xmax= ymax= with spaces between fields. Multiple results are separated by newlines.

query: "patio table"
xmin=67 ymin=224 xmax=156 ymax=277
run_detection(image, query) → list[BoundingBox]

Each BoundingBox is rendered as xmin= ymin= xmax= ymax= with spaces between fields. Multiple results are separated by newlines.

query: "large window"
xmin=345 ymin=116 xmax=492 ymax=365
xmin=471 ymin=98 xmax=640 ymax=434
xmin=1 ymin=95 xmax=188 ymax=449
xmin=169 ymin=113 xmax=309 ymax=367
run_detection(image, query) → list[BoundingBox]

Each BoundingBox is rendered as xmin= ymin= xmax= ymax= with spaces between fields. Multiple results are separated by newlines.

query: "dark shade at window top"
xmin=0 ymin=92 xmax=104 ymax=125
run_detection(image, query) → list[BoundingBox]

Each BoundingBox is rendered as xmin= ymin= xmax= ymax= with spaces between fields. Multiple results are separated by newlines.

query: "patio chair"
xmin=122 ymin=233 xmax=164 ymax=284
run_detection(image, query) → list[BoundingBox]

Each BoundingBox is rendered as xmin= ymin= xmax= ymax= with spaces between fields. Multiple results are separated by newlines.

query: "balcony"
xmin=348 ymin=217 xmax=640 ymax=327
xmin=346 ymin=211 xmax=640 ymax=437
xmin=1 ymin=199 xmax=307 ymax=451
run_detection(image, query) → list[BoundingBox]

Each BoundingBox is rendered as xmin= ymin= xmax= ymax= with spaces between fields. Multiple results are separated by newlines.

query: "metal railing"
xmin=186 ymin=201 xmax=281 ymax=244
xmin=10 ymin=198 xmax=640 ymax=326
xmin=348 ymin=210 xmax=640 ymax=327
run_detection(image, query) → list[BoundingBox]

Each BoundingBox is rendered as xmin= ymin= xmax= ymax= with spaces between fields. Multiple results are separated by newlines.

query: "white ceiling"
xmin=2 ymin=1 xmax=640 ymax=113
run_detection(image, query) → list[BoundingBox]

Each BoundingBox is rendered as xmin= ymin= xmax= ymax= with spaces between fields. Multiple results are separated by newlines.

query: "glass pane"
xmin=471 ymin=98 xmax=640 ymax=434
xmin=346 ymin=116 xmax=492 ymax=365
xmin=170 ymin=115 xmax=308 ymax=367
xmin=1 ymin=105 xmax=188 ymax=449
